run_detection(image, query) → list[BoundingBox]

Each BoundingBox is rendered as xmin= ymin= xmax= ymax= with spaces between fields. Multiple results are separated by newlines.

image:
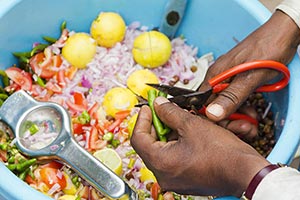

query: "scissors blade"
xmin=146 ymin=83 xmax=195 ymax=96
xmin=168 ymin=89 xmax=212 ymax=109
xmin=135 ymin=89 xmax=213 ymax=110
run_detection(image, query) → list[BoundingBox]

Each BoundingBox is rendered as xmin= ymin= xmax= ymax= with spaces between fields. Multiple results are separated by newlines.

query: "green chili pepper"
xmin=0 ymin=93 xmax=8 ymax=100
xmin=125 ymin=149 xmax=136 ymax=157
xmin=7 ymin=164 xmax=17 ymax=171
xmin=19 ymin=168 xmax=30 ymax=180
xmin=0 ymin=70 xmax=9 ymax=86
xmin=71 ymin=175 xmax=80 ymax=188
xmin=7 ymin=156 xmax=15 ymax=164
xmin=19 ymin=56 xmax=30 ymax=64
xmin=35 ymin=76 xmax=45 ymax=87
xmin=78 ymin=110 xmax=90 ymax=124
xmin=43 ymin=36 xmax=57 ymax=44
xmin=16 ymin=158 xmax=37 ymax=172
xmin=127 ymin=158 xmax=136 ymax=169
xmin=12 ymin=51 xmax=32 ymax=58
xmin=30 ymin=44 xmax=48 ymax=56
xmin=60 ymin=21 xmax=67 ymax=32
xmin=29 ymin=123 xmax=39 ymax=135
xmin=0 ymin=143 xmax=8 ymax=151
xmin=111 ymin=139 xmax=120 ymax=148
xmin=158 ymin=194 xmax=164 ymax=200
xmin=103 ymin=132 xmax=114 ymax=142
xmin=147 ymin=89 xmax=170 ymax=141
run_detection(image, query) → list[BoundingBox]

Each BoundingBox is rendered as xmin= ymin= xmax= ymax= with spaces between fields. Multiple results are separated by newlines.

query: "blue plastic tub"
xmin=0 ymin=0 xmax=300 ymax=199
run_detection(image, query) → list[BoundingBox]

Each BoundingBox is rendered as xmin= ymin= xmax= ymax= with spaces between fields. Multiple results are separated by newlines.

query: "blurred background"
xmin=259 ymin=0 xmax=281 ymax=11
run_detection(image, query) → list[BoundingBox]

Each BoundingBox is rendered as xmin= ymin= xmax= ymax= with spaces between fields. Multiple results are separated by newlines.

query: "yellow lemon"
xmin=90 ymin=12 xmax=126 ymax=48
xmin=93 ymin=148 xmax=123 ymax=176
xmin=140 ymin=166 xmax=157 ymax=182
xmin=62 ymin=32 xmax=96 ymax=68
xmin=132 ymin=31 xmax=172 ymax=68
xmin=127 ymin=113 xmax=138 ymax=138
xmin=58 ymin=195 xmax=77 ymax=200
xmin=102 ymin=87 xmax=138 ymax=118
xmin=127 ymin=69 xmax=159 ymax=99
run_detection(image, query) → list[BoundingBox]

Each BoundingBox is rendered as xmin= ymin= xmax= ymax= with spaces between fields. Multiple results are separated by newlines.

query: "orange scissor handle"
xmin=208 ymin=60 xmax=290 ymax=93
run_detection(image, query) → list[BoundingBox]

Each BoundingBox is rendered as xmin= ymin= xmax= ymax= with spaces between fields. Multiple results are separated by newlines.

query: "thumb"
xmin=154 ymin=96 xmax=195 ymax=132
xmin=205 ymin=78 xmax=256 ymax=121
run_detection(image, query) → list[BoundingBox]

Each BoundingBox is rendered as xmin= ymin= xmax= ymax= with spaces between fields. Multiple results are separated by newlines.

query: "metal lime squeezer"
xmin=0 ymin=90 xmax=137 ymax=199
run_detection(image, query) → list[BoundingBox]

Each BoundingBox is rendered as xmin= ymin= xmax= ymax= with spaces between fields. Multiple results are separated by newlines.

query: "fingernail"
xmin=206 ymin=104 xmax=224 ymax=118
xmin=155 ymin=96 xmax=170 ymax=105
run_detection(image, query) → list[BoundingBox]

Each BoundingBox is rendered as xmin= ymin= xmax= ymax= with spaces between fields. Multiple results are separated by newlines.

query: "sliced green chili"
xmin=43 ymin=36 xmax=57 ymax=44
xmin=16 ymin=158 xmax=37 ymax=172
xmin=111 ymin=139 xmax=120 ymax=148
xmin=19 ymin=168 xmax=30 ymax=180
xmin=0 ymin=93 xmax=8 ymax=100
xmin=60 ymin=21 xmax=67 ymax=32
xmin=78 ymin=110 xmax=90 ymax=124
xmin=103 ymin=132 xmax=114 ymax=142
xmin=35 ymin=76 xmax=45 ymax=87
xmin=7 ymin=164 xmax=17 ymax=171
xmin=127 ymin=158 xmax=136 ymax=169
xmin=29 ymin=123 xmax=39 ymax=135
xmin=125 ymin=149 xmax=136 ymax=157
xmin=0 ymin=70 xmax=9 ymax=86
xmin=12 ymin=51 xmax=32 ymax=58
xmin=30 ymin=43 xmax=48 ymax=56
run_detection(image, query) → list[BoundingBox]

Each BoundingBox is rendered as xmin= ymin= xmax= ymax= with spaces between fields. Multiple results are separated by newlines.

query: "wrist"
xmin=231 ymin=152 xmax=270 ymax=197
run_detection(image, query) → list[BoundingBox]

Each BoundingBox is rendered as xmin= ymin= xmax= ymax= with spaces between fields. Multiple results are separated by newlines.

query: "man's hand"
xmin=131 ymin=97 xmax=269 ymax=197
xmin=200 ymin=10 xmax=300 ymax=138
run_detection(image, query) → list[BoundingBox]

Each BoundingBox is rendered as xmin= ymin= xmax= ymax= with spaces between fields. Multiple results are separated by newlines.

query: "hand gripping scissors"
xmin=136 ymin=60 xmax=290 ymax=125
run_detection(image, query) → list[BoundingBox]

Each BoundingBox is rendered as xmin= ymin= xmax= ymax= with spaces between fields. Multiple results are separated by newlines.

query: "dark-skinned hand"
xmin=201 ymin=10 xmax=300 ymax=139
xmin=131 ymin=97 xmax=270 ymax=197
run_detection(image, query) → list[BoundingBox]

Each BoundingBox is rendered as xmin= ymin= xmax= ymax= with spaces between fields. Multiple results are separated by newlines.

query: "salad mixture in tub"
xmin=0 ymin=12 xmax=275 ymax=200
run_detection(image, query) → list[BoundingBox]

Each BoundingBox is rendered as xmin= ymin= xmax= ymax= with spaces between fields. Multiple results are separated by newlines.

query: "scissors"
xmin=0 ymin=90 xmax=137 ymax=200
xmin=136 ymin=60 xmax=290 ymax=125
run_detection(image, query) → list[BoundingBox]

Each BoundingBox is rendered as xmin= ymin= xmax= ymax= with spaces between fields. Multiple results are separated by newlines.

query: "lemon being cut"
xmin=102 ymin=87 xmax=138 ymax=118
xmin=90 ymin=12 xmax=126 ymax=48
xmin=132 ymin=31 xmax=172 ymax=68
xmin=93 ymin=148 xmax=123 ymax=176
xmin=62 ymin=32 xmax=97 ymax=68
xmin=127 ymin=69 xmax=159 ymax=99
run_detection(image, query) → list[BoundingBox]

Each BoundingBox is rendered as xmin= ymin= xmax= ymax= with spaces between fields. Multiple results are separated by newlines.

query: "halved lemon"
xmin=140 ymin=166 xmax=157 ymax=182
xmin=93 ymin=148 xmax=123 ymax=176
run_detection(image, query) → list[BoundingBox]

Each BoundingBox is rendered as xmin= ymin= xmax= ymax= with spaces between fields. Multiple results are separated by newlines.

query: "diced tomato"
xmin=73 ymin=92 xmax=86 ymax=105
xmin=73 ymin=123 xmax=84 ymax=134
xmin=52 ymin=55 xmax=63 ymax=67
xmin=4 ymin=82 xmax=21 ymax=93
xmin=107 ymin=118 xmax=122 ymax=133
xmin=0 ymin=150 xmax=7 ymax=162
xmin=87 ymin=126 xmax=107 ymax=150
xmin=29 ymin=52 xmax=56 ymax=79
xmin=66 ymin=100 xmax=87 ymax=113
xmin=78 ymin=186 xmax=89 ymax=199
xmin=39 ymin=167 xmax=67 ymax=190
xmin=40 ymin=161 xmax=64 ymax=169
xmin=25 ymin=174 xmax=37 ymax=185
xmin=57 ymin=70 xmax=66 ymax=88
xmin=45 ymin=81 xmax=62 ymax=94
xmin=65 ymin=66 xmax=78 ymax=80
xmin=114 ymin=110 xmax=131 ymax=120
xmin=150 ymin=182 xmax=161 ymax=200
xmin=88 ymin=102 xmax=100 ymax=118
xmin=5 ymin=67 xmax=32 ymax=91
xmin=88 ymin=126 xmax=98 ymax=150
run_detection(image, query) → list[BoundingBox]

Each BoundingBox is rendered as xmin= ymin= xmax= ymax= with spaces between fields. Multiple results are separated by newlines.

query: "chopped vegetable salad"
xmin=0 ymin=12 xmax=213 ymax=200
